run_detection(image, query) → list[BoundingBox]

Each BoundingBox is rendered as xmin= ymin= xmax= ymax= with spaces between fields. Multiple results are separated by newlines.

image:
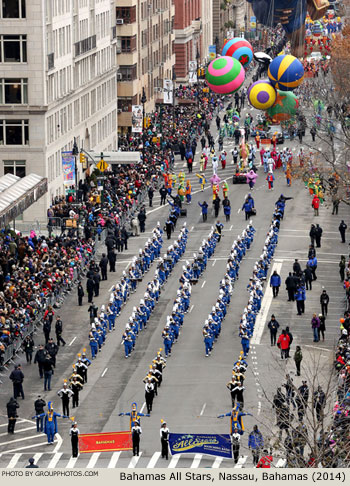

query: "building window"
xmin=0 ymin=35 xmax=27 ymax=62
xmin=0 ymin=119 xmax=29 ymax=145
xmin=116 ymin=6 xmax=136 ymax=24
xmin=1 ymin=0 xmax=26 ymax=18
xmin=119 ymin=64 xmax=137 ymax=81
xmin=3 ymin=160 xmax=26 ymax=178
xmin=0 ymin=78 xmax=28 ymax=104
xmin=121 ymin=36 xmax=136 ymax=53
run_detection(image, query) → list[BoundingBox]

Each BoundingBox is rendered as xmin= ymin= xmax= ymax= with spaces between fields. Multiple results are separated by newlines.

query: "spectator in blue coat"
xmin=270 ymin=270 xmax=281 ymax=298
xmin=248 ymin=425 xmax=264 ymax=466
xmin=242 ymin=198 xmax=253 ymax=221
xmin=295 ymin=285 xmax=306 ymax=316
xmin=198 ymin=201 xmax=208 ymax=222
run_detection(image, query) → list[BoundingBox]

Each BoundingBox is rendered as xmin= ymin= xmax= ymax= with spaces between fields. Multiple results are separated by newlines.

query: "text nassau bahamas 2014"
xmin=120 ymin=472 xmax=309 ymax=481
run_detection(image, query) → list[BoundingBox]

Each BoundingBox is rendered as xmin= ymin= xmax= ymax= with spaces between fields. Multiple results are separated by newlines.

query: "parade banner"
xmin=78 ymin=431 xmax=132 ymax=453
xmin=188 ymin=61 xmax=198 ymax=83
xmin=61 ymin=151 xmax=75 ymax=187
xmin=168 ymin=433 xmax=232 ymax=458
xmin=131 ymin=105 xmax=143 ymax=133
xmin=163 ymin=79 xmax=173 ymax=104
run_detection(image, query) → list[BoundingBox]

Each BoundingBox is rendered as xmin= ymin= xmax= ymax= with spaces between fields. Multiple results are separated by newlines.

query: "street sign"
xmin=96 ymin=159 xmax=109 ymax=172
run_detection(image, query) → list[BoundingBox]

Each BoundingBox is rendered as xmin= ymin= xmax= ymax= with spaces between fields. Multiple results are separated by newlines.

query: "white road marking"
xmin=200 ymin=403 xmax=206 ymax=416
xmin=235 ymin=455 xmax=248 ymax=468
xmin=87 ymin=452 xmax=100 ymax=468
xmin=101 ymin=367 xmax=108 ymax=377
xmin=69 ymin=337 xmax=77 ymax=346
xmin=237 ymin=208 xmax=241 ymax=213
xmin=229 ymin=225 xmax=233 ymax=231
xmin=251 ymin=261 xmax=282 ymax=345
xmin=168 ymin=455 xmax=180 ymax=468
xmin=4 ymin=441 xmax=56 ymax=454
xmin=53 ymin=433 xmax=62 ymax=453
xmin=190 ymin=226 xmax=194 ymax=231
xmin=201 ymin=280 xmax=206 ymax=288
xmin=140 ymin=402 xmax=146 ymax=413
xmin=189 ymin=304 xmax=194 ymax=313
xmin=258 ymin=401 xmax=262 ymax=416
xmin=47 ymin=452 xmax=62 ymax=468
xmin=212 ymin=457 xmax=223 ymax=468
xmin=66 ymin=456 xmax=78 ymax=468
xmin=191 ymin=454 xmax=202 ymax=468
xmin=7 ymin=453 xmax=21 ymax=468
xmin=0 ymin=425 xmax=36 ymax=437
xmin=108 ymin=451 xmax=121 ymax=468
xmin=276 ymin=458 xmax=287 ymax=467
xmin=212 ymin=259 xmax=216 ymax=266
xmin=0 ymin=420 xmax=25 ymax=428
xmin=147 ymin=451 xmax=161 ymax=468
xmin=0 ymin=434 xmax=46 ymax=446
xmin=33 ymin=453 xmax=43 ymax=465
xmin=128 ymin=452 xmax=142 ymax=468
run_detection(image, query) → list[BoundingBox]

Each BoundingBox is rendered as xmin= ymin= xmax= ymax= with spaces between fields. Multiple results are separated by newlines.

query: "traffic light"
xmin=80 ymin=152 xmax=86 ymax=165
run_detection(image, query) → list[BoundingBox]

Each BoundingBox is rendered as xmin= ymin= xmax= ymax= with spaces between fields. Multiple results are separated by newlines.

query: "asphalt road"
xmin=0 ymin=98 xmax=348 ymax=469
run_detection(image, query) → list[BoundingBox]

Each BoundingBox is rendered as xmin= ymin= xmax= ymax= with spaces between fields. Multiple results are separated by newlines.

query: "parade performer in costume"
xmin=196 ymin=173 xmax=207 ymax=191
xmin=185 ymin=180 xmax=192 ymax=204
xmin=32 ymin=401 xmax=69 ymax=444
xmin=217 ymin=404 xmax=252 ymax=435
xmin=119 ymin=402 xmax=150 ymax=431
xmin=222 ymin=181 xmax=229 ymax=199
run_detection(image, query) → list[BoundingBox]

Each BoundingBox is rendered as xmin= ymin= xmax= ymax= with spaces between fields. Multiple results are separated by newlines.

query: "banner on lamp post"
xmin=163 ymin=79 xmax=173 ymax=104
xmin=189 ymin=61 xmax=198 ymax=83
xmin=209 ymin=45 xmax=216 ymax=60
xmin=131 ymin=105 xmax=143 ymax=133
xmin=250 ymin=16 xmax=257 ymax=31
xmin=61 ymin=151 xmax=76 ymax=187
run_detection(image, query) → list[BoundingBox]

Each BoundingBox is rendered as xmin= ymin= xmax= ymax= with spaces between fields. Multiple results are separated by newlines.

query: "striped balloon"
xmin=221 ymin=38 xmax=254 ymax=66
xmin=268 ymin=54 xmax=304 ymax=91
xmin=247 ymin=80 xmax=277 ymax=110
xmin=205 ymin=56 xmax=245 ymax=95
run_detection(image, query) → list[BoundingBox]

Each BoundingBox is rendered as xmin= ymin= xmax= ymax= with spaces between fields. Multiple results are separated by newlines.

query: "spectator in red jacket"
xmin=277 ymin=330 xmax=291 ymax=360
xmin=312 ymin=195 xmax=320 ymax=216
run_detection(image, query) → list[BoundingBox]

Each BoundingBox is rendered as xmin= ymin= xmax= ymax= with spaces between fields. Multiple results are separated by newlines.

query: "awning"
xmin=0 ymin=173 xmax=48 ymax=226
xmin=0 ymin=173 xmax=20 ymax=193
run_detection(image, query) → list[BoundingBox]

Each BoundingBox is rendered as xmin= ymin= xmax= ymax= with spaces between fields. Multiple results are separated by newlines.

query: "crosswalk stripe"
xmin=276 ymin=458 xmax=286 ymax=467
xmin=4 ymin=441 xmax=53 ymax=453
xmin=235 ymin=456 xmax=248 ymax=468
xmin=33 ymin=453 xmax=43 ymax=465
xmin=47 ymin=452 xmax=62 ymax=468
xmin=7 ymin=453 xmax=21 ymax=468
xmin=0 ymin=426 xmax=37 ymax=437
xmin=147 ymin=451 xmax=161 ymax=468
xmin=86 ymin=453 xmax=100 ymax=468
xmin=0 ymin=433 xmax=45 ymax=446
xmin=66 ymin=456 xmax=78 ymax=468
xmin=168 ymin=454 xmax=180 ymax=468
xmin=128 ymin=452 xmax=142 ymax=468
xmin=107 ymin=451 xmax=121 ymax=468
xmin=0 ymin=420 xmax=26 ymax=428
xmin=190 ymin=454 xmax=202 ymax=468
xmin=212 ymin=457 xmax=223 ymax=468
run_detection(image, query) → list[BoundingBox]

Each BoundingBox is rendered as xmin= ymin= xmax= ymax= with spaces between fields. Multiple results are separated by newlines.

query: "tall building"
xmin=116 ymin=0 xmax=175 ymax=133
xmin=201 ymin=0 xmax=213 ymax=65
xmin=212 ymin=0 xmax=247 ymax=50
xmin=0 ymin=0 xmax=118 ymax=220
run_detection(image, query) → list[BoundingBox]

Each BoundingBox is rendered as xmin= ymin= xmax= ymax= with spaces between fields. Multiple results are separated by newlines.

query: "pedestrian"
xmin=70 ymin=422 xmax=80 ymax=457
xmin=314 ymin=224 xmax=323 ymax=247
xmin=34 ymin=345 xmax=47 ymax=379
xmin=43 ymin=318 xmax=51 ymax=345
xmin=256 ymin=450 xmax=273 ymax=468
xmin=108 ymin=250 xmax=117 ymax=272
xmin=277 ymin=330 xmax=290 ymax=360
xmin=318 ymin=313 xmax=326 ymax=341
xmin=148 ymin=186 xmax=154 ymax=207
xmin=93 ymin=270 xmax=100 ymax=297
xmin=307 ymin=255 xmax=317 ymax=281
xmin=270 ymin=270 xmax=281 ymax=298
xmin=23 ymin=335 xmax=34 ymax=364
xmin=138 ymin=208 xmax=147 ymax=233
xmin=296 ymin=381 xmax=309 ymax=421
xmin=34 ymin=396 xmax=46 ymax=432
xmin=46 ymin=338 xmax=58 ymax=367
xmin=309 ymin=224 xmax=316 ymax=246
xmin=248 ymin=425 xmax=264 ymax=466
xmin=86 ymin=277 xmax=94 ymax=303
xmin=223 ymin=197 xmax=231 ymax=221
xmin=339 ymin=255 xmax=346 ymax=282
xmin=295 ymin=285 xmax=306 ymax=315
xmin=320 ymin=289 xmax=329 ymax=316
xmin=285 ymin=272 xmax=296 ymax=301
xmin=285 ymin=326 xmax=293 ymax=358
xmin=25 ymin=458 xmax=39 ymax=468
xmin=55 ymin=316 xmax=66 ymax=347
xmin=42 ymin=354 xmax=54 ymax=391
xmin=313 ymin=386 xmax=326 ymax=422
xmin=9 ymin=364 xmax=24 ymax=399
xmin=242 ymin=197 xmax=253 ymax=221
xmin=214 ymin=196 xmax=221 ymax=218
xmin=6 ymin=397 xmax=19 ymax=434
xmin=99 ymin=253 xmax=108 ymax=281
xmin=57 ymin=381 xmax=74 ymax=416
xmin=339 ymin=220 xmax=347 ymax=243
xmin=310 ymin=126 xmax=316 ymax=142
xmin=293 ymin=258 xmax=302 ymax=276
xmin=131 ymin=420 xmax=142 ymax=456
xmin=145 ymin=379 xmax=155 ymax=414
xmin=283 ymin=374 xmax=296 ymax=409
xmin=311 ymin=313 xmax=321 ymax=342
xmin=77 ymin=282 xmax=84 ymax=306
xmin=312 ymin=195 xmax=320 ymax=216
xmin=303 ymin=265 xmax=313 ymax=291
xmin=267 ymin=315 xmax=279 ymax=346
xmin=294 ymin=346 xmax=303 ymax=376
xmin=232 ymin=428 xmax=241 ymax=464
xmin=159 ymin=186 xmax=167 ymax=205
xmin=160 ymin=421 xmax=169 ymax=460
xmin=332 ymin=194 xmax=340 ymax=215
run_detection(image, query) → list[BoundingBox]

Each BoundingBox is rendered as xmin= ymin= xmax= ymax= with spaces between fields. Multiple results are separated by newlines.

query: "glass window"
xmin=0 ymin=120 xmax=29 ymax=145
xmin=0 ymin=35 xmax=27 ymax=62
xmin=0 ymin=78 xmax=28 ymax=104
xmin=3 ymin=160 xmax=26 ymax=178
xmin=2 ymin=0 xmax=26 ymax=18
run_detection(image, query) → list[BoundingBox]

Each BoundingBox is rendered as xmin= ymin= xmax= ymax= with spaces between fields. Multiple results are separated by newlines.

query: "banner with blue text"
xmin=168 ymin=433 xmax=232 ymax=458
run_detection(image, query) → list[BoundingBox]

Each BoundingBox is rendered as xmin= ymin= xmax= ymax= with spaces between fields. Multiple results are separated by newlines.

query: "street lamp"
xmin=196 ymin=47 xmax=200 ymax=107
xmin=141 ymin=87 xmax=147 ymax=164
xmin=72 ymin=137 xmax=79 ymax=202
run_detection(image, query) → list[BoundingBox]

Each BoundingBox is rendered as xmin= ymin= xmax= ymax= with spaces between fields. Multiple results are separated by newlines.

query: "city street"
xmin=0 ymin=96 xmax=348 ymax=469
